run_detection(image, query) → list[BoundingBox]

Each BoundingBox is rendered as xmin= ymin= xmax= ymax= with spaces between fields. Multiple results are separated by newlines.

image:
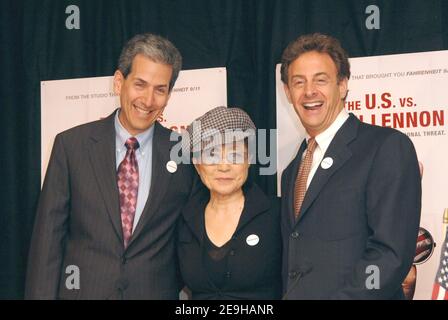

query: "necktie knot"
xmin=125 ymin=137 xmax=140 ymax=151
xmin=306 ymin=137 xmax=317 ymax=153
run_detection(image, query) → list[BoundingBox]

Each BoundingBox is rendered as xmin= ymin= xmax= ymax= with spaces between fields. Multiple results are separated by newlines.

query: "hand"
xmin=402 ymin=265 xmax=417 ymax=300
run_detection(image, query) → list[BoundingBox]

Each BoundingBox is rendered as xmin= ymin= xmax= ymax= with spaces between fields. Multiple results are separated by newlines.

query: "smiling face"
xmin=114 ymin=54 xmax=173 ymax=136
xmin=194 ymin=141 xmax=249 ymax=198
xmin=284 ymin=51 xmax=348 ymax=137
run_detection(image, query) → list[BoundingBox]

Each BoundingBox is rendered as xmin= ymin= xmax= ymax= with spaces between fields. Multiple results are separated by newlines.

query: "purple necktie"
xmin=117 ymin=137 xmax=139 ymax=248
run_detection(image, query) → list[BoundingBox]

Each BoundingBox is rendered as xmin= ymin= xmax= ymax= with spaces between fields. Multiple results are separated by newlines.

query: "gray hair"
xmin=118 ymin=33 xmax=182 ymax=91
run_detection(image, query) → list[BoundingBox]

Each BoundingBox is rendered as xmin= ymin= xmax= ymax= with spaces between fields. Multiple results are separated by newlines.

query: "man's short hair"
xmin=118 ymin=33 xmax=182 ymax=91
xmin=280 ymin=33 xmax=350 ymax=84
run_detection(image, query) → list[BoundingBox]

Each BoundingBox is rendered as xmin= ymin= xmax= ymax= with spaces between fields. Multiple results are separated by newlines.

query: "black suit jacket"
xmin=177 ymin=183 xmax=282 ymax=299
xmin=26 ymin=110 xmax=197 ymax=299
xmin=281 ymin=113 xmax=421 ymax=300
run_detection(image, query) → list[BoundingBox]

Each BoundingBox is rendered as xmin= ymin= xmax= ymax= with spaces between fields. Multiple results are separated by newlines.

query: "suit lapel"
xmin=87 ymin=110 xmax=123 ymax=242
xmin=295 ymin=114 xmax=359 ymax=225
xmin=129 ymin=122 xmax=174 ymax=244
xmin=235 ymin=183 xmax=271 ymax=233
xmin=182 ymin=186 xmax=208 ymax=243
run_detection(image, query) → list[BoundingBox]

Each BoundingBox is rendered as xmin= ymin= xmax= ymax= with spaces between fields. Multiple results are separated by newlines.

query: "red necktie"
xmin=117 ymin=137 xmax=139 ymax=248
xmin=294 ymin=138 xmax=317 ymax=219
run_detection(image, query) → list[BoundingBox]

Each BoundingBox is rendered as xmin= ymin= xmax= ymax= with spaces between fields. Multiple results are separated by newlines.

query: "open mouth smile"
xmin=133 ymin=104 xmax=152 ymax=116
xmin=303 ymin=102 xmax=324 ymax=110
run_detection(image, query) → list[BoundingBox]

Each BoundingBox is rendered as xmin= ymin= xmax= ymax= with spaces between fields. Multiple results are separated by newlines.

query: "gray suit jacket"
xmin=281 ymin=114 xmax=421 ymax=299
xmin=26 ymin=110 xmax=197 ymax=299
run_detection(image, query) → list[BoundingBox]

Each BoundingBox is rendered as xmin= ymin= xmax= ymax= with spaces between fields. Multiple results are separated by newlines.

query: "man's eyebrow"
xmin=290 ymin=74 xmax=306 ymax=79
xmin=133 ymin=78 xmax=169 ymax=88
xmin=134 ymin=77 xmax=147 ymax=83
xmin=291 ymin=72 xmax=330 ymax=79
xmin=314 ymin=72 xmax=330 ymax=77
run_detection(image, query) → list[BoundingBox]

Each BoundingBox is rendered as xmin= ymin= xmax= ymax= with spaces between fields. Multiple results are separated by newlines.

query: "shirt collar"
xmin=114 ymin=109 xmax=154 ymax=153
xmin=306 ymin=108 xmax=349 ymax=150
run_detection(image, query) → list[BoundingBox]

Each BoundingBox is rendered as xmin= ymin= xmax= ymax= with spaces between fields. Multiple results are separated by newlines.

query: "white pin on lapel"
xmin=166 ymin=160 xmax=177 ymax=173
xmin=246 ymin=234 xmax=259 ymax=246
xmin=321 ymin=157 xmax=333 ymax=170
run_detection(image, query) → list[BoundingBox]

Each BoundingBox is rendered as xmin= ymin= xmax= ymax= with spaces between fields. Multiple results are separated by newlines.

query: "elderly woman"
xmin=177 ymin=106 xmax=281 ymax=300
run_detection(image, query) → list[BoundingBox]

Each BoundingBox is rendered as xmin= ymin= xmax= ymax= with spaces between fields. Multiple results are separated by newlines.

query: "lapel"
xmin=182 ymin=186 xmax=209 ymax=243
xmin=181 ymin=186 xmax=213 ymax=288
xmin=181 ymin=183 xmax=271 ymax=245
xmin=87 ymin=110 xmax=123 ymax=242
xmin=235 ymin=183 xmax=271 ymax=233
xmin=287 ymin=140 xmax=308 ymax=227
xmin=294 ymin=114 xmax=359 ymax=226
xmin=182 ymin=183 xmax=271 ymax=290
xmin=128 ymin=122 xmax=174 ymax=246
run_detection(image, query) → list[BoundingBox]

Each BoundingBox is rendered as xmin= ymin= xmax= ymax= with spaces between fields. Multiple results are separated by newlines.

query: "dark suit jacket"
xmin=281 ymin=113 xmax=421 ymax=300
xmin=25 ymin=110 xmax=197 ymax=299
xmin=177 ymin=183 xmax=282 ymax=299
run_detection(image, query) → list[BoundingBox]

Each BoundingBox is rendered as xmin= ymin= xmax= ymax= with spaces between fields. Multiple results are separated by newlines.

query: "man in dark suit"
xmin=25 ymin=33 xmax=196 ymax=299
xmin=280 ymin=33 xmax=421 ymax=299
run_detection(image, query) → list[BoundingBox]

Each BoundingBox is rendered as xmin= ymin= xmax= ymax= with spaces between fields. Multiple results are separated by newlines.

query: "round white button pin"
xmin=321 ymin=157 xmax=333 ymax=170
xmin=166 ymin=161 xmax=178 ymax=173
xmin=246 ymin=234 xmax=259 ymax=246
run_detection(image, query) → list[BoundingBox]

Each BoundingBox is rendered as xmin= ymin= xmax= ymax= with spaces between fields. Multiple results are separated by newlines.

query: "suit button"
xmin=288 ymin=271 xmax=298 ymax=279
xmin=229 ymin=250 xmax=235 ymax=256
xmin=225 ymin=271 xmax=232 ymax=279
xmin=116 ymin=279 xmax=129 ymax=291
xmin=291 ymin=231 xmax=300 ymax=239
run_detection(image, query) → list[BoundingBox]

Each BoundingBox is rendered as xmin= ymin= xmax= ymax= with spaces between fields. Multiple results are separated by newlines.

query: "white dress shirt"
xmin=304 ymin=109 xmax=350 ymax=189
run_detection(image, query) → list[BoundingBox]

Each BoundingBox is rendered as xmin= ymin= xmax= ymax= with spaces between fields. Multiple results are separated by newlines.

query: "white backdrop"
xmin=41 ymin=67 xmax=227 ymax=183
xmin=276 ymin=50 xmax=448 ymax=299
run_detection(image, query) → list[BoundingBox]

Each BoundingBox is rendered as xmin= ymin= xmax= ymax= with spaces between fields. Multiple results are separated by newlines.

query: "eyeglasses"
xmin=201 ymin=151 xmax=246 ymax=165
xmin=194 ymin=145 xmax=248 ymax=165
